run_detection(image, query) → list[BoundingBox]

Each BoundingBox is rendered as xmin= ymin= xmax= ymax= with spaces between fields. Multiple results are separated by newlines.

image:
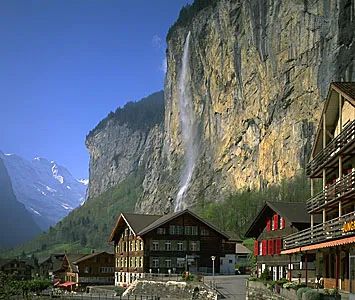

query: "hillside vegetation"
xmin=195 ymin=173 xmax=316 ymax=237
xmin=2 ymin=169 xmax=144 ymax=258
xmin=2 ymin=170 xmax=316 ymax=259
xmin=87 ymin=91 xmax=164 ymax=138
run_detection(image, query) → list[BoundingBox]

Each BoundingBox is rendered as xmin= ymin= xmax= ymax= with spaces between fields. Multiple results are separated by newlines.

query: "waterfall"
xmin=174 ymin=31 xmax=198 ymax=212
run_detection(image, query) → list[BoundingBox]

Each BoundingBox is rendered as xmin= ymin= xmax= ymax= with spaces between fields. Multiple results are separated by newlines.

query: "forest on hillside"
xmin=1 ymin=172 xmax=316 ymax=259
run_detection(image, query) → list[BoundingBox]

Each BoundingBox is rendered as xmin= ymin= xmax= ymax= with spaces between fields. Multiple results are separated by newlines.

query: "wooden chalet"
xmin=282 ymin=82 xmax=355 ymax=295
xmin=44 ymin=252 xmax=114 ymax=288
xmin=0 ymin=258 xmax=33 ymax=280
xmin=245 ymin=201 xmax=319 ymax=281
xmin=109 ymin=209 xmax=236 ymax=286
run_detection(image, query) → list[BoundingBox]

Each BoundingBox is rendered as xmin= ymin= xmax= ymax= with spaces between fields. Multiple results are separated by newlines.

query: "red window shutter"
xmin=275 ymin=239 xmax=282 ymax=254
xmin=262 ymin=240 xmax=267 ymax=256
xmin=254 ymin=240 xmax=259 ymax=256
xmin=266 ymin=220 xmax=271 ymax=231
xmin=267 ymin=240 xmax=274 ymax=255
xmin=281 ymin=218 xmax=286 ymax=229
xmin=273 ymin=214 xmax=279 ymax=230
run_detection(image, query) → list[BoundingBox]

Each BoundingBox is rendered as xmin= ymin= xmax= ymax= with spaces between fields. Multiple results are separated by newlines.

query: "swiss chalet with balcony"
xmin=109 ymin=209 xmax=236 ymax=286
xmin=282 ymin=82 xmax=355 ymax=294
xmin=245 ymin=201 xmax=318 ymax=281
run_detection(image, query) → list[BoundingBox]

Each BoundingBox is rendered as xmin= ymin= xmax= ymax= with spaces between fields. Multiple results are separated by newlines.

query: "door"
xmin=350 ymin=254 xmax=355 ymax=300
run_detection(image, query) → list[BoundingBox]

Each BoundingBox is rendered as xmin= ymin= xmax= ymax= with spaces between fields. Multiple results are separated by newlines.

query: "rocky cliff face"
xmin=88 ymin=0 xmax=355 ymax=213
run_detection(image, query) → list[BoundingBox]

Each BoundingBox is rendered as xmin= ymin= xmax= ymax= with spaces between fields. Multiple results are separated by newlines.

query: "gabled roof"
xmin=65 ymin=254 xmax=87 ymax=273
xmin=235 ymin=243 xmax=252 ymax=254
xmin=137 ymin=209 xmax=230 ymax=239
xmin=244 ymin=201 xmax=320 ymax=238
xmin=109 ymin=212 xmax=161 ymax=241
xmin=73 ymin=251 xmax=113 ymax=264
xmin=311 ymin=82 xmax=355 ymax=159
xmin=109 ymin=209 xmax=231 ymax=242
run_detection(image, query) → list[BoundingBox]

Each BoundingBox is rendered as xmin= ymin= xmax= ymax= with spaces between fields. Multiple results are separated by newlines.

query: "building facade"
xmin=282 ymin=83 xmax=355 ymax=295
xmin=245 ymin=201 xmax=318 ymax=281
xmin=109 ymin=209 xmax=236 ymax=286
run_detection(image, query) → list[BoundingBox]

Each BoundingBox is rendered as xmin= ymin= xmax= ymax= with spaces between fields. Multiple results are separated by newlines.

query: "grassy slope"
xmin=1 ymin=170 xmax=144 ymax=258
xmin=193 ymin=173 xmax=313 ymax=238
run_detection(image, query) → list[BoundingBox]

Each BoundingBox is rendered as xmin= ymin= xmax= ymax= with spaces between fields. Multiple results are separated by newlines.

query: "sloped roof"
xmin=109 ymin=209 xmax=231 ymax=241
xmin=65 ymin=254 xmax=87 ymax=273
xmin=235 ymin=243 xmax=252 ymax=254
xmin=122 ymin=213 xmax=162 ymax=234
xmin=311 ymin=82 xmax=355 ymax=159
xmin=109 ymin=212 xmax=161 ymax=241
xmin=73 ymin=251 xmax=113 ymax=264
xmin=332 ymin=82 xmax=355 ymax=102
xmin=244 ymin=201 xmax=320 ymax=238
xmin=137 ymin=209 xmax=230 ymax=239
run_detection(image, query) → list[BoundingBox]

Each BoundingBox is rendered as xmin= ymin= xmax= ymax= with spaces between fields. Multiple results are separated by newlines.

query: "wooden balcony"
xmin=306 ymin=120 xmax=355 ymax=177
xmin=283 ymin=211 xmax=355 ymax=250
xmin=306 ymin=169 xmax=355 ymax=214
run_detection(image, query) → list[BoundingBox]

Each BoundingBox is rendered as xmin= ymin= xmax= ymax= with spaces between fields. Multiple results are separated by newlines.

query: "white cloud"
xmin=152 ymin=34 xmax=163 ymax=49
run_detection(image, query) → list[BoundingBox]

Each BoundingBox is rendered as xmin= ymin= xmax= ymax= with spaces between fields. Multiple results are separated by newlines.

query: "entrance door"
xmin=350 ymin=254 xmax=355 ymax=299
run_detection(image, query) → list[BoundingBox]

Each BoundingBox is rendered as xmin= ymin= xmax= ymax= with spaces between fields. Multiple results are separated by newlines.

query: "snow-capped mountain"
xmin=0 ymin=152 xmax=88 ymax=230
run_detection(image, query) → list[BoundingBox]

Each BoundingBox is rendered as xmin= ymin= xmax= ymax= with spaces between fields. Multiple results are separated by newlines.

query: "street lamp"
xmin=211 ymin=256 xmax=216 ymax=289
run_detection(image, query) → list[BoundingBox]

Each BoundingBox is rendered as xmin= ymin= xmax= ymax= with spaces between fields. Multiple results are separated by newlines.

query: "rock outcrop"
xmin=87 ymin=0 xmax=355 ymax=213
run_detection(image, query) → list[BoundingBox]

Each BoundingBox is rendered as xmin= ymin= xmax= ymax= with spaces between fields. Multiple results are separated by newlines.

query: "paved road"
xmin=205 ymin=275 xmax=248 ymax=300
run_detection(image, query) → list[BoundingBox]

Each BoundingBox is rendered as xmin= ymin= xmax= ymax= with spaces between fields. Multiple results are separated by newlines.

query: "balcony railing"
xmin=306 ymin=120 xmax=355 ymax=176
xmin=306 ymin=170 xmax=355 ymax=213
xmin=283 ymin=211 xmax=355 ymax=250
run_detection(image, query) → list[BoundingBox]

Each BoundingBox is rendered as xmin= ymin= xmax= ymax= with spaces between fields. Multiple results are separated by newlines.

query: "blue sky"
xmin=0 ymin=0 xmax=190 ymax=179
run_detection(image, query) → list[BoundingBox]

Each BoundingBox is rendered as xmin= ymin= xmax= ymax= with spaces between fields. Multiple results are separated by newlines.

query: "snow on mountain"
xmin=0 ymin=152 xmax=88 ymax=230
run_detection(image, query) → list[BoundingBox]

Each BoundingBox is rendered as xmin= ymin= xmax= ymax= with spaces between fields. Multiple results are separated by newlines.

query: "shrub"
xmin=297 ymin=287 xmax=311 ymax=300
xmin=328 ymin=288 xmax=339 ymax=295
xmin=303 ymin=289 xmax=321 ymax=300
xmin=248 ymin=277 xmax=257 ymax=281
xmin=259 ymin=268 xmax=272 ymax=281
xmin=276 ymin=278 xmax=289 ymax=285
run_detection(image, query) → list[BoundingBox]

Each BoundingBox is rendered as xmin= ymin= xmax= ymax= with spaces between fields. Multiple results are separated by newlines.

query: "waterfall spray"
xmin=174 ymin=31 xmax=198 ymax=212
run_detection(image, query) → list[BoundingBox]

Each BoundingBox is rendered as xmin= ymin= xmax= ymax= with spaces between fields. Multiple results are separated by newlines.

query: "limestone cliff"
xmin=87 ymin=0 xmax=355 ymax=213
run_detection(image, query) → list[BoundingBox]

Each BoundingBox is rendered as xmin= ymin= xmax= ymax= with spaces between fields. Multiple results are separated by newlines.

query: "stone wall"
xmin=123 ymin=280 xmax=217 ymax=300
xmin=246 ymin=280 xmax=297 ymax=300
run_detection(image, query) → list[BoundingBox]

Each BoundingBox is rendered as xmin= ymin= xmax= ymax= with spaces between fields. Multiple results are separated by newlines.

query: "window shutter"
xmin=275 ymin=239 xmax=282 ymax=254
xmin=254 ymin=240 xmax=259 ymax=256
xmin=273 ymin=214 xmax=279 ymax=230
xmin=281 ymin=218 xmax=286 ymax=229
xmin=262 ymin=240 xmax=267 ymax=256
xmin=266 ymin=220 xmax=271 ymax=231
xmin=267 ymin=240 xmax=274 ymax=255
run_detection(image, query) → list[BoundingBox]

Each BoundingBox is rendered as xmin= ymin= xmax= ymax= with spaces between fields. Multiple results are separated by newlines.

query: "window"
xmin=191 ymin=226 xmax=198 ymax=235
xmin=184 ymin=226 xmax=191 ymax=235
xmin=139 ymin=257 xmax=143 ymax=267
xmin=176 ymin=225 xmax=184 ymax=235
xmin=84 ymin=266 xmax=90 ymax=274
xmin=190 ymin=241 xmax=199 ymax=251
xmin=152 ymin=241 xmax=159 ymax=251
xmin=229 ymin=259 xmax=233 ymax=264
xmin=169 ymin=225 xmax=176 ymax=235
xmin=165 ymin=241 xmax=171 ymax=251
xmin=165 ymin=259 xmax=172 ymax=268
xmin=201 ymin=228 xmax=209 ymax=236
xmin=157 ymin=228 xmax=166 ymax=235
xmin=177 ymin=258 xmax=185 ymax=267
xmin=140 ymin=240 xmax=144 ymax=250
xmin=258 ymin=241 xmax=262 ymax=256
xmin=152 ymin=258 xmax=159 ymax=268
xmin=177 ymin=242 xmax=184 ymax=251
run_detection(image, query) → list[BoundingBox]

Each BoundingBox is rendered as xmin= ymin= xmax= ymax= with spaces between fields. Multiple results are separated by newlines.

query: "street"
xmin=205 ymin=275 xmax=248 ymax=300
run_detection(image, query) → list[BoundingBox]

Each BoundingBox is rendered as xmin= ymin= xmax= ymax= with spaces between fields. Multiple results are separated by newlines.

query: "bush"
xmin=297 ymin=287 xmax=312 ymax=300
xmin=303 ymin=289 xmax=321 ymax=300
xmin=328 ymin=288 xmax=339 ymax=295
xmin=259 ymin=268 xmax=272 ymax=281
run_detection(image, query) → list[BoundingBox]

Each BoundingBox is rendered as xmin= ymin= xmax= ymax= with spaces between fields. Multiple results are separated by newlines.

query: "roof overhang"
xmin=281 ymin=235 xmax=355 ymax=254
xmin=310 ymin=82 xmax=355 ymax=159
xmin=108 ymin=213 xmax=137 ymax=242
